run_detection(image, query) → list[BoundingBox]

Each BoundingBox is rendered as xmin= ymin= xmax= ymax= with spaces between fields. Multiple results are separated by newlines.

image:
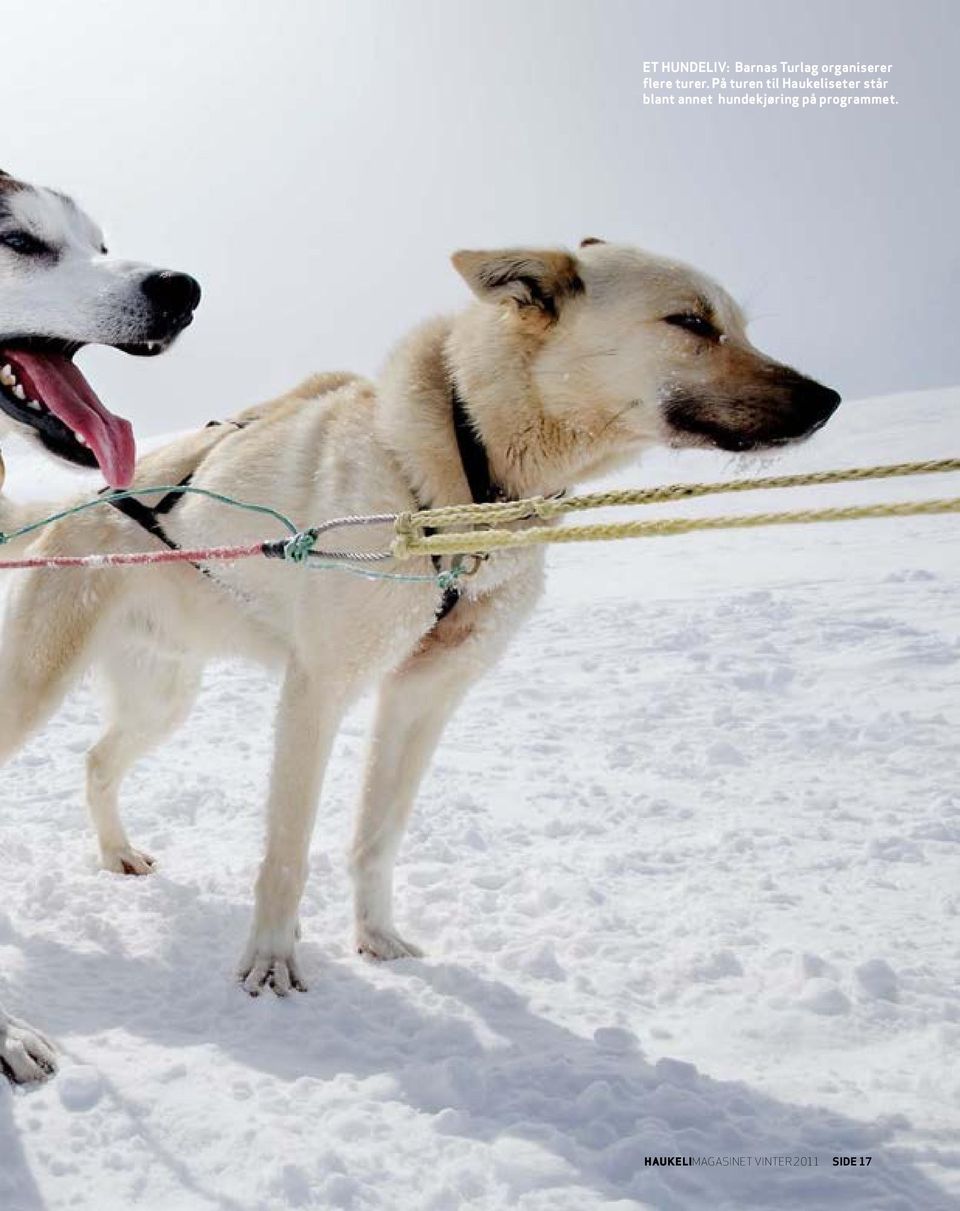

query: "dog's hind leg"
xmin=0 ymin=568 xmax=109 ymax=765
xmin=239 ymin=656 xmax=352 ymax=996
xmin=87 ymin=648 xmax=202 ymax=875
xmin=350 ymin=658 xmax=467 ymax=961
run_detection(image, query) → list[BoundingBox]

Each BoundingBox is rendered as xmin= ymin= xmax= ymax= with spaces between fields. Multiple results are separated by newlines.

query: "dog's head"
xmin=0 ymin=170 xmax=201 ymax=487
xmin=452 ymin=240 xmax=840 ymax=460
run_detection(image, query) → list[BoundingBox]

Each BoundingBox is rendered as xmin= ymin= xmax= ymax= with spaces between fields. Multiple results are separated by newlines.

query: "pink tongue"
xmin=5 ymin=350 xmax=136 ymax=488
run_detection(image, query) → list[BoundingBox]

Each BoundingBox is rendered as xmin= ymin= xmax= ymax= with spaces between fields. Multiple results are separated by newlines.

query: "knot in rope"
xmin=392 ymin=512 xmax=418 ymax=561
xmin=436 ymin=566 xmax=462 ymax=592
xmin=280 ymin=529 xmax=319 ymax=564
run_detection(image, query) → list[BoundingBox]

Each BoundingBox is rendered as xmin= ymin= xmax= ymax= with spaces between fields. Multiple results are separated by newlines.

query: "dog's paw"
xmin=356 ymin=924 xmax=424 ymax=962
xmin=238 ymin=943 xmax=307 ymax=997
xmin=101 ymin=845 xmax=155 ymax=876
xmin=0 ymin=1016 xmax=57 ymax=1084
xmin=239 ymin=912 xmax=308 ymax=996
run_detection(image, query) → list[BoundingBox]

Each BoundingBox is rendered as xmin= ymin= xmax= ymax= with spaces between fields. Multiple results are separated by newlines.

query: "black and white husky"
xmin=0 ymin=168 xmax=199 ymax=487
xmin=0 ymin=168 xmax=199 ymax=1082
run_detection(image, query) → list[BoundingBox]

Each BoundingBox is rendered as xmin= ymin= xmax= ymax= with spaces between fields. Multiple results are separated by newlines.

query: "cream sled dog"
xmin=0 ymin=239 xmax=840 ymax=1025
xmin=0 ymin=168 xmax=200 ymax=1082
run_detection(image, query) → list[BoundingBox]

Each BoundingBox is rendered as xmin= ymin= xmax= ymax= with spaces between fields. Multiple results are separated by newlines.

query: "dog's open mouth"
xmin=0 ymin=339 xmax=137 ymax=488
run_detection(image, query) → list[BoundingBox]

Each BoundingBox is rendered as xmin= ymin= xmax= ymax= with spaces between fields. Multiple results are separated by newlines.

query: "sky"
xmin=2 ymin=0 xmax=957 ymax=435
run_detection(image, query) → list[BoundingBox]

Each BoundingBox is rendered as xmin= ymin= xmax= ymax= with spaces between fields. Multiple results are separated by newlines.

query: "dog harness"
xmin=102 ymin=419 xmax=248 ymax=569
xmin=101 ymin=405 xmax=498 ymax=623
xmin=429 ymin=382 xmax=503 ymax=622
xmin=102 ymin=474 xmax=195 ymax=552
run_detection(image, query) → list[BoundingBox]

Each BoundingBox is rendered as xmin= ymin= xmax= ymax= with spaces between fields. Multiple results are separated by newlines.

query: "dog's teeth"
xmin=13 ymin=384 xmax=25 ymax=400
xmin=74 ymin=432 xmax=87 ymax=445
xmin=0 ymin=364 xmax=14 ymax=385
xmin=26 ymin=400 xmax=41 ymax=412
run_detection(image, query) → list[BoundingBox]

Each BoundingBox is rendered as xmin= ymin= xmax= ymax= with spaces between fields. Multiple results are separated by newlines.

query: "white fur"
xmin=0 ymin=183 xmax=163 ymax=352
xmin=0 ymin=242 xmax=840 ymax=1005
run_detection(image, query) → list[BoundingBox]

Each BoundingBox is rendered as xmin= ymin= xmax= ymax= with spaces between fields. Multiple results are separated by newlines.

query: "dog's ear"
xmin=451 ymin=248 xmax=583 ymax=320
xmin=579 ymin=236 xmax=606 ymax=247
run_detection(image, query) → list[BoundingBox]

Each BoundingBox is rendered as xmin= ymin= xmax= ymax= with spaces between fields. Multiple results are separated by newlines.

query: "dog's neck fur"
xmin=376 ymin=304 xmax=643 ymax=508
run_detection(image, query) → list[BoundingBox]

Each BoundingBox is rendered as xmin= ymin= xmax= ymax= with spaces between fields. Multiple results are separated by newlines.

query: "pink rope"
xmin=0 ymin=542 xmax=265 ymax=571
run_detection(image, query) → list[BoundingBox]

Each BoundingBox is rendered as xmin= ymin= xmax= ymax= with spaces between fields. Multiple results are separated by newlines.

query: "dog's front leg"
xmin=351 ymin=662 xmax=468 ymax=961
xmin=239 ymin=658 xmax=345 ymax=996
xmin=350 ymin=586 xmax=534 ymax=960
xmin=0 ymin=1000 xmax=56 ymax=1083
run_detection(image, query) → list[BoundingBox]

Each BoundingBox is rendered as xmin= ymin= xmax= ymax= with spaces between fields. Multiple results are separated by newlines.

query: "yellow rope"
xmin=391 ymin=458 xmax=960 ymax=560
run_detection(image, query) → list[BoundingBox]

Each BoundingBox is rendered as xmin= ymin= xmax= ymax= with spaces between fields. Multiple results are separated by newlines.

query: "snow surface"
xmin=1 ymin=387 xmax=959 ymax=1210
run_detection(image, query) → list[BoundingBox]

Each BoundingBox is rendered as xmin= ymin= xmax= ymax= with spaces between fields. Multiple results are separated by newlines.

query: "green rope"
xmin=305 ymin=559 xmax=459 ymax=586
xmin=0 ymin=483 xmax=301 ymax=547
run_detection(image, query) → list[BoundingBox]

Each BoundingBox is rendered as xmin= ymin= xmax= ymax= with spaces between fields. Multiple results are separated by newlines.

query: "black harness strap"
xmin=102 ymin=421 xmax=248 ymax=565
xmin=451 ymin=381 xmax=500 ymax=507
xmin=205 ymin=418 xmax=248 ymax=431
xmin=103 ymin=474 xmax=194 ymax=550
xmin=102 ymin=473 xmax=220 ymax=582
xmin=432 ymin=383 xmax=502 ymax=623
xmin=433 ymin=574 xmax=462 ymax=623
xmin=104 ymin=469 xmax=264 ymax=609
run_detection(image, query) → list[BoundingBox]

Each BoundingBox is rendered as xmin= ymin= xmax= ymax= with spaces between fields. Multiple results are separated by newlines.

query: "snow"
xmin=1 ymin=386 xmax=959 ymax=1210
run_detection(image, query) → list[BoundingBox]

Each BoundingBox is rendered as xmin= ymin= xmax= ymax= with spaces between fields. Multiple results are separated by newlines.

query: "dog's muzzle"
xmin=117 ymin=271 xmax=202 ymax=356
xmin=663 ymin=373 xmax=842 ymax=453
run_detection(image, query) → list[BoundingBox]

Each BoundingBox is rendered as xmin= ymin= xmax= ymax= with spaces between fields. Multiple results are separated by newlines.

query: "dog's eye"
xmin=0 ymin=230 xmax=51 ymax=257
xmin=663 ymin=313 xmax=719 ymax=341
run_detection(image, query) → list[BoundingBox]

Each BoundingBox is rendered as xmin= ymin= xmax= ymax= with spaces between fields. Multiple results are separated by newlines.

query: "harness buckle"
xmin=458 ymin=553 xmax=486 ymax=578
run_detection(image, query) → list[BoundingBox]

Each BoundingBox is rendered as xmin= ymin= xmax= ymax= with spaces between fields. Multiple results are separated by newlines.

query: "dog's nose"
xmin=791 ymin=375 xmax=841 ymax=425
xmin=141 ymin=271 xmax=202 ymax=315
xmin=815 ymin=384 xmax=842 ymax=412
xmin=806 ymin=382 xmax=842 ymax=420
